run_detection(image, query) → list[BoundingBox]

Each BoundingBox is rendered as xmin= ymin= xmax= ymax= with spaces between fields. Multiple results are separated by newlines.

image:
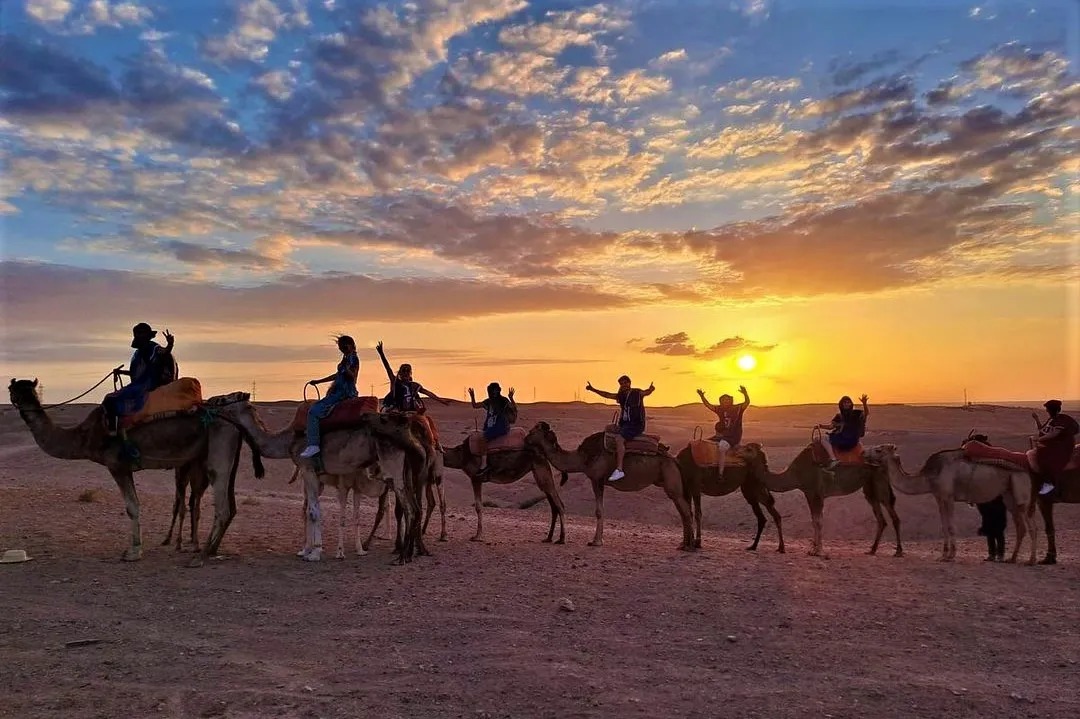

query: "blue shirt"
xmin=326 ymin=353 xmax=359 ymax=401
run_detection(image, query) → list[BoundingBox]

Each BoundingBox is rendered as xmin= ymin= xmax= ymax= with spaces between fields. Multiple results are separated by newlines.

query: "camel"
xmin=8 ymin=379 xmax=263 ymax=564
xmin=162 ymin=462 xmax=209 ymax=551
xmin=1030 ymin=462 xmax=1080 ymax=564
xmin=211 ymin=400 xmax=429 ymax=563
xmin=290 ymin=465 xmax=390 ymax=559
xmin=442 ymin=436 xmax=567 ymax=543
xmin=675 ymin=444 xmax=785 ymax=552
xmin=524 ymin=422 xmax=694 ymax=549
xmin=737 ymin=443 xmax=902 ymax=558
xmin=863 ymin=444 xmax=1035 ymax=564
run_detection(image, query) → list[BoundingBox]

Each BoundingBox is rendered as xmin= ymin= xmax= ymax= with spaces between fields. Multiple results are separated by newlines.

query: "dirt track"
xmin=2 ymin=401 xmax=1079 ymax=718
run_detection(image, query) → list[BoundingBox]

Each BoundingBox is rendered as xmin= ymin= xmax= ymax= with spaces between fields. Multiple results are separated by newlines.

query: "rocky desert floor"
xmin=2 ymin=400 xmax=1078 ymax=719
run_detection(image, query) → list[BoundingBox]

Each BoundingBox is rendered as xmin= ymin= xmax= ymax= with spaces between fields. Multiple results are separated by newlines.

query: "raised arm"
xmin=859 ymin=393 xmax=869 ymax=420
xmin=375 ymin=341 xmax=395 ymax=382
xmin=697 ymin=389 xmax=717 ymax=413
xmin=585 ymin=381 xmax=618 ymax=401
xmin=738 ymin=385 xmax=750 ymax=409
xmin=159 ymin=329 xmax=175 ymax=356
xmin=642 ymin=382 xmax=656 ymax=397
xmin=467 ymin=387 xmax=482 ymax=409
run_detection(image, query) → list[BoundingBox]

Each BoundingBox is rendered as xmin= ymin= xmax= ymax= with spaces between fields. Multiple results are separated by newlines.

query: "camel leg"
xmin=867 ymin=500 xmax=887 ymax=556
xmin=197 ymin=431 xmax=243 ymax=566
xmin=1006 ymin=504 xmax=1031 ymax=565
xmin=336 ymin=483 xmax=348 ymax=560
xmin=353 ymin=485 xmax=366 ymax=557
xmin=364 ymin=487 xmax=390 ymax=551
xmin=302 ymin=471 xmax=324 ymax=562
xmin=740 ymin=484 xmax=766 ymax=551
xmin=534 ymin=463 xmax=566 ymax=544
xmin=761 ymin=488 xmax=785 ymax=553
xmin=884 ymin=495 xmax=903 ymax=557
xmin=435 ymin=479 xmax=448 ymax=542
xmin=588 ymin=479 xmax=605 ymax=547
xmin=692 ymin=490 xmax=703 ymax=550
xmin=111 ymin=469 xmax=143 ymax=562
xmin=164 ymin=469 xmax=186 ymax=548
xmin=1038 ymin=499 xmax=1056 ymax=565
xmin=662 ymin=467 xmax=695 ymax=551
xmin=470 ymin=478 xmax=484 ymax=542
xmin=422 ymin=481 xmax=436 ymax=536
xmin=935 ymin=498 xmax=951 ymax=561
xmin=806 ymin=493 xmax=825 ymax=557
xmin=188 ymin=477 xmax=204 ymax=553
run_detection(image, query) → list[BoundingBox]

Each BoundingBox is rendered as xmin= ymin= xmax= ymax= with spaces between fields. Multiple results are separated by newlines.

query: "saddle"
xmin=811 ymin=442 xmax=865 ymax=466
xmin=119 ymin=378 xmax=204 ymax=429
xmin=689 ymin=440 xmax=745 ymax=468
xmin=962 ymin=440 xmax=1036 ymax=472
xmin=290 ymin=396 xmax=380 ymax=434
xmin=468 ymin=427 xmax=526 ymax=455
xmin=604 ymin=432 xmax=668 ymax=456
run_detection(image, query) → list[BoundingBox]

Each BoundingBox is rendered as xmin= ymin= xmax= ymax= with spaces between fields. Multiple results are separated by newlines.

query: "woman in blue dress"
xmin=300 ymin=335 xmax=360 ymax=458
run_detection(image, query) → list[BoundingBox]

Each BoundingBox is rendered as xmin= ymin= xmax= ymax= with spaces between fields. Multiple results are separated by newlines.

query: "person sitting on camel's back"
xmin=814 ymin=394 xmax=869 ymax=469
xmin=103 ymin=323 xmax=177 ymax=436
xmin=1032 ymin=400 xmax=1079 ymax=497
xmin=469 ymin=383 xmax=517 ymax=478
xmin=376 ymin=341 xmax=451 ymax=413
xmin=586 ymin=375 xmax=654 ymax=483
xmin=697 ymin=385 xmax=749 ymax=475
xmin=300 ymin=335 xmax=359 ymax=458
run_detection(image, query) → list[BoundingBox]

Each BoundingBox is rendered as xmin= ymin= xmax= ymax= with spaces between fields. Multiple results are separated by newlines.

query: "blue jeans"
xmin=305 ymin=397 xmax=338 ymax=447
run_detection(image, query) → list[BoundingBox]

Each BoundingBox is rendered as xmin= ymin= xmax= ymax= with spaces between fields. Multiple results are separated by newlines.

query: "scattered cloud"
xmin=641 ymin=333 xmax=777 ymax=359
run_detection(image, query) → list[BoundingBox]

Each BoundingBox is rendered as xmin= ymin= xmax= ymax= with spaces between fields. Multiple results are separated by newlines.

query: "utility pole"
xmin=251 ymin=380 xmax=256 ymax=401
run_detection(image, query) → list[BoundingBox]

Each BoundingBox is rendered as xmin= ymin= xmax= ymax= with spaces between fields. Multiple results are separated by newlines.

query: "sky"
xmin=1 ymin=0 xmax=1078 ymax=406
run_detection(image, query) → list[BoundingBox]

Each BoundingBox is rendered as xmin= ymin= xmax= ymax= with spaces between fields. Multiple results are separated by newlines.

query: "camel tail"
xmin=559 ymin=470 xmax=570 ymax=486
xmin=215 ymin=412 xmax=266 ymax=479
xmin=251 ymin=448 xmax=265 ymax=479
xmin=288 ymin=467 xmax=300 ymax=484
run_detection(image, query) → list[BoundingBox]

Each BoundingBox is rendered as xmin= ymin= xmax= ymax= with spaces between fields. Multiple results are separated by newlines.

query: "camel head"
xmin=8 ymin=378 xmax=41 ymax=409
xmin=735 ymin=442 xmax=767 ymax=467
xmin=862 ymin=443 xmax=898 ymax=465
xmin=525 ymin=421 xmax=558 ymax=450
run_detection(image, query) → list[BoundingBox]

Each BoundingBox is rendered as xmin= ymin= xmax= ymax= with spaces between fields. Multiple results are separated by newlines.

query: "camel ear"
xmin=32 ymin=378 xmax=39 ymax=388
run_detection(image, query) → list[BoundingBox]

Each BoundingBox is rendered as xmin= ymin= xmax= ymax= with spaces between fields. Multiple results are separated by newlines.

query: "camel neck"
xmin=884 ymin=456 xmax=931 ymax=495
xmin=543 ymin=438 xmax=587 ymax=474
xmin=232 ymin=408 xmax=294 ymax=459
xmin=16 ymin=403 xmax=91 ymax=461
xmin=764 ymin=462 xmax=802 ymax=493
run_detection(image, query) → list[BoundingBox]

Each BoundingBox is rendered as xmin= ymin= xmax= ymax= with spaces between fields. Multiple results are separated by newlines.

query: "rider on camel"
xmin=586 ymin=375 xmax=654 ymax=483
xmin=815 ymin=394 xmax=869 ymax=469
xmin=697 ymin=385 xmax=749 ymax=474
xmin=469 ymin=383 xmax=518 ymax=477
xmin=300 ymin=335 xmax=359 ymax=458
xmin=103 ymin=323 xmax=177 ymax=435
xmin=1032 ymin=399 xmax=1079 ymax=496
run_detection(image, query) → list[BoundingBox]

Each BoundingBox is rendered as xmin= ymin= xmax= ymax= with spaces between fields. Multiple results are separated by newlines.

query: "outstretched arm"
xmin=420 ymin=386 xmax=452 ymax=406
xmin=309 ymin=373 xmax=336 ymax=385
xmin=642 ymin=382 xmax=656 ymax=397
xmin=468 ymin=388 xmax=482 ymax=409
xmin=375 ymin=341 xmax=395 ymax=382
xmin=697 ymin=389 xmax=717 ymax=413
xmin=859 ymin=393 xmax=869 ymax=420
xmin=585 ymin=381 xmax=619 ymax=401
xmin=738 ymin=385 xmax=750 ymax=409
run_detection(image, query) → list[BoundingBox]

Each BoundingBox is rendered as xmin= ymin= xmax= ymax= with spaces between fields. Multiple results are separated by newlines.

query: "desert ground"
xmin=2 ymin=399 xmax=1078 ymax=719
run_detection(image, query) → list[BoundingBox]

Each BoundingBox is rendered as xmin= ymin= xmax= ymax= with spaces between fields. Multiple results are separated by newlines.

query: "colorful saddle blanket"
xmin=290 ymin=396 xmax=380 ymax=434
xmin=119 ymin=378 xmax=203 ymax=429
xmin=689 ymin=440 xmax=745 ymax=468
xmin=962 ymin=441 xmax=1038 ymax=472
xmin=604 ymin=432 xmax=667 ymax=455
xmin=468 ymin=427 xmax=527 ymax=455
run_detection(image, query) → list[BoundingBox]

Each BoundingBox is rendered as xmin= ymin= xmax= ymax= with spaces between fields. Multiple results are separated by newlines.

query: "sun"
xmin=736 ymin=354 xmax=757 ymax=372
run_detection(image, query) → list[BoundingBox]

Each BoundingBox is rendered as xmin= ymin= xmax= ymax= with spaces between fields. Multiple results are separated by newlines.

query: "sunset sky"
xmin=1 ymin=0 xmax=1077 ymax=406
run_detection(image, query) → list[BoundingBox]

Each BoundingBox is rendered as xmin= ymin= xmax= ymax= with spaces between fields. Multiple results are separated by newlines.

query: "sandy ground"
xmin=2 ymin=400 xmax=1079 ymax=718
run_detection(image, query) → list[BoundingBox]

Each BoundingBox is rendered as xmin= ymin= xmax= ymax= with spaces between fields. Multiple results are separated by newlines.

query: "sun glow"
xmin=737 ymin=354 xmax=757 ymax=372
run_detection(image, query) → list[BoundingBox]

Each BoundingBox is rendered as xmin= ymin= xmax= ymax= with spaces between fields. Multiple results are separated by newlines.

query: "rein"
xmin=304 ymin=383 xmax=322 ymax=402
xmin=41 ymin=366 xmax=124 ymax=409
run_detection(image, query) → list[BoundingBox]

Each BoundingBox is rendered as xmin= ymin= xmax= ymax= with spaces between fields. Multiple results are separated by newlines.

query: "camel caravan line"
xmin=7 ymin=333 xmax=1078 ymax=566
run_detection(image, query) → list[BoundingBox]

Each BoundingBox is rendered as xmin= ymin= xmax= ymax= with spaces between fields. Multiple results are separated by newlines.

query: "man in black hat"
xmin=468 ymin=382 xmax=517 ymax=477
xmin=103 ymin=323 xmax=177 ymax=434
xmin=1032 ymin=400 xmax=1079 ymax=496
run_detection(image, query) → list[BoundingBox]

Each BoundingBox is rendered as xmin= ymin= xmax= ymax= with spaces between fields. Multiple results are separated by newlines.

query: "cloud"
xmin=202 ymin=0 xmax=310 ymax=64
xmin=652 ymin=48 xmax=688 ymax=66
xmin=640 ymin=333 xmax=777 ymax=359
xmin=0 ymin=261 xmax=632 ymax=332
xmin=828 ymin=50 xmax=902 ymax=86
xmin=25 ymin=0 xmax=74 ymax=25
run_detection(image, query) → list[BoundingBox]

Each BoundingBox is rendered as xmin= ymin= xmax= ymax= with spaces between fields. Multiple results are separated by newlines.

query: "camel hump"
xmin=689 ymin=440 xmax=744 ymax=468
xmin=810 ymin=441 xmax=865 ymax=465
xmin=962 ymin=440 xmax=1031 ymax=472
xmin=606 ymin=432 xmax=667 ymax=455
xmin=468 ymin=427 xmax=527 ymax=455
xmin=120 ymin=378 xmax=204 ymax=429
xmin=290 ymin=396 xmax=380 ymax=433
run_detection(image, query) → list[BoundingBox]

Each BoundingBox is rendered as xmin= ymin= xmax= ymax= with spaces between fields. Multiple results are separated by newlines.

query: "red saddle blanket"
xmin=810 ymin=442 xmax=865 ymax=465
xmin=688 ymin=440 xmax=745 ymax=468
xmin=291 ymin=396 xmax=380 ymax=434
xmin=605 ymin=433 xmax=666 ymax=455
xmin=120 ymin=378 xmax=203 ymax=429
xmin=962 ymin=441 xmax=1040 ymax=471
xmin=468 ymin=427 xmax=526 ymax=455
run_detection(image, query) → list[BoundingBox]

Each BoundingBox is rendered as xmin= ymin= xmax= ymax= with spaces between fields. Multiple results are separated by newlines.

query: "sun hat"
xmin=0 ymin=549 xmax=32 ymax=564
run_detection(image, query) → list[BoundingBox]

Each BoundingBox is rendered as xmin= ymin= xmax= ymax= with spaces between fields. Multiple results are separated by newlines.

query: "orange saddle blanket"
xmin=811 ymin=442 xmax=865 ymax=466
xmin=962 ymin=441 xmax=1035 ymax=472
xmin=468 ymin=427 xmax=527 ymax=455
xmin=120 ymin=378 xmax=203 ymax=429
xmin=291 ymin=396 xmax=380 ymax=434
xmin=605 ymin=432 xmax=666 ymax=455
xmin=689 ymin=440 xmax=744 ymax=468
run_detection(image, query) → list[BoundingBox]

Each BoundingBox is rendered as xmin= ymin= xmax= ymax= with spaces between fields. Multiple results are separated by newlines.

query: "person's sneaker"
xmin=608 ymin=468 xmax=626 ymax=482
xmin=300 ymin=445 xmax=321 ymax=458
xmin=827 ymin=459 xmax=840 ymax=470
xmin=1039 ymin=482 xmax=1054 ymax=496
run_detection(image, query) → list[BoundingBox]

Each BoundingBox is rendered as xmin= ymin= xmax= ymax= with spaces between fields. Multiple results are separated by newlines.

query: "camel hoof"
xmin=554 ymin=538 xmax=565 ymax=545
xmin=438 ymin=535 xmax=448 ymax=543
xmin=302 ymin=549 xmax=322 ymax=562
xmin=121 ymin=548 xmax=142 ymax=562
xmin=469 ymin=535 xmax=483 ymax=543
xmin=587 ymin=540 xmax=603 ymax=547
xmin=160 ymin=538 xmax=172 ymax=547
xmin=865 ymin=550 xmax=877 ymax=556
xmin=335 ymin=549 xmax=345 ymax=560
xmin=542 ymin=537 xmax=553 ymax=544
xmin=776 ymin=546 xmax=786 ymax=554
xmin=1039 ymin=556 xmax=1057 ymax=566
xmin=1005 ymin=556 xmax=1017 ymax=564
xmin=187 ymin=555 xmax=205 ymax=568
xmin=745 ymin=545 xmax=758 ymax=552
xmin=893 ymin=550 xmax=904 ymax=558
